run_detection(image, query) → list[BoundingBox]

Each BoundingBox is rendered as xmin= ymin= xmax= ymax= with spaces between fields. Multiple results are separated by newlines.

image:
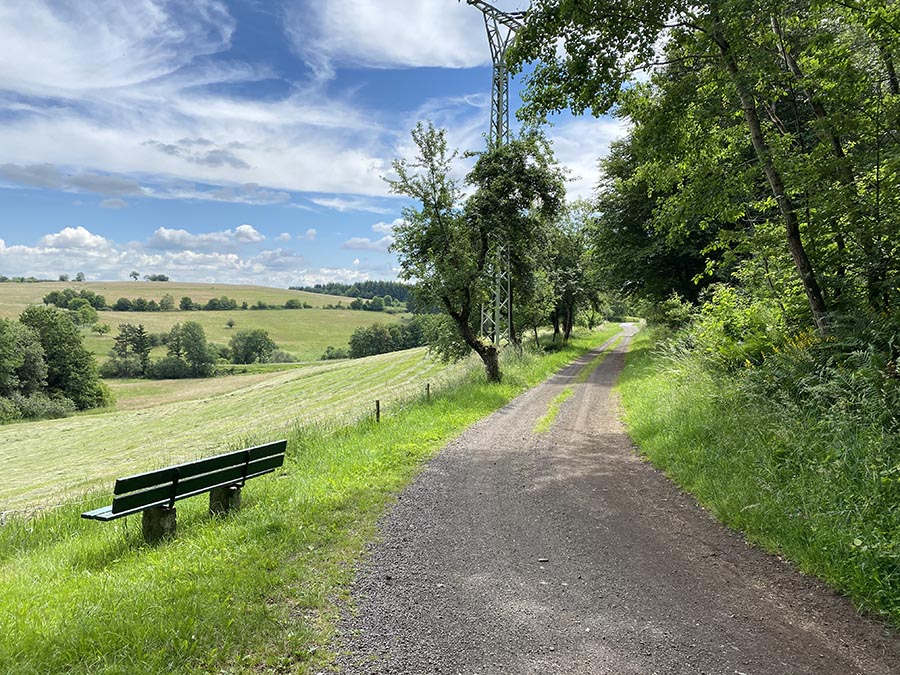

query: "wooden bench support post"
xmin=142 ymin=506 xmax=176 ymax=544
xmin=209 ymin=485 xmax=242 ymax=515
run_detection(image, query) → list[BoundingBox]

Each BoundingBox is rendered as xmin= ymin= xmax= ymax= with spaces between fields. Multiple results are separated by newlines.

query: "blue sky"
xmin=0 ymin=0 xmax=625 ymax=286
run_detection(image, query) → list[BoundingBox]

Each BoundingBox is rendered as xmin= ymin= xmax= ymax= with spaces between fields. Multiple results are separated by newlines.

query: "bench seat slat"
xmin=248 ymin=440 xmax=287 ymax=462
xmin=111 ymin=453 xmax=285 ymax=514
xmin=113 ymin=440 xmax=286 ymax=495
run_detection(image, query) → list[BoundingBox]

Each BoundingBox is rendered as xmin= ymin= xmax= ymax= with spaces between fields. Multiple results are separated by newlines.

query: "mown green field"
xmin=0 ymin=348 xmax=460 ymax=512
xmin=0 ymin=281 xmax=405 ymax=361
xmin=85 ymin=308 xmax=404 ymax=362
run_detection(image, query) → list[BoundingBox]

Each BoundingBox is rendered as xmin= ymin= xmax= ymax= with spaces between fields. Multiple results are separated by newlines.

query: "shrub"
xmin=99 ymin=355 xmax=145 ymax=379
xmin=321 ymin=345 xmax=349 ymax=360
xmin=147 ymin=356 xmax=192 ymax=379
xmin=645 ymin=291 xmax=695 ymax=331
xmin=688 ymin=285 xmax=782 ymax=370
xmin=8 ymin=392 xmax=76 ymax=420
xmin=0 ymin=397 xmax=21 ymax=423
xmin=265 ymin=349 xmax=297 ymax=364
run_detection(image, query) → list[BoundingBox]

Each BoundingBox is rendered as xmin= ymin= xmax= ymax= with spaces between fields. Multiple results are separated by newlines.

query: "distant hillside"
xmin=0 ymin=281 xmax=347 ymax=318
xmin=0 ymin=281 xmax=406 ymax=362
xmin=293 ymin=280 xmax=413 ymax=302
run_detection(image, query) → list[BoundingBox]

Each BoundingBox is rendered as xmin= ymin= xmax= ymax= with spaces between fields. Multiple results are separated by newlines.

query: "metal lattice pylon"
xmin=480 ymin=240 xmax=511 ymax=344
xmin=462 ymin=1 xmax=526 ymax=344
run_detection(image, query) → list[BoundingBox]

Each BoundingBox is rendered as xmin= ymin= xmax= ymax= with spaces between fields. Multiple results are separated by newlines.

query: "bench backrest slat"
xmin=110 ymin=440 xmax=286 ymax=515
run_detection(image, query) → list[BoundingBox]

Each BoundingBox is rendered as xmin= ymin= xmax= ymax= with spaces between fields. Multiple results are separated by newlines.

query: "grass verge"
xmin=618 ymin=331 xmax=900 ymax=628
xmin=0 ymin=326 xmax=620 ymax=675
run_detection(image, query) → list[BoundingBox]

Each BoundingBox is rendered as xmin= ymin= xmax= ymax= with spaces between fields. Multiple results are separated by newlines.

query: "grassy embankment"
xmin=0 ymin=325 xmax=621 ymax=675
xmin=1 ymin=348 xmax=455 ymax=512
xmin=618 ymin=331 xmax=900 ymax=627
xmin=0 ymin=282 xmax=405 ymax=362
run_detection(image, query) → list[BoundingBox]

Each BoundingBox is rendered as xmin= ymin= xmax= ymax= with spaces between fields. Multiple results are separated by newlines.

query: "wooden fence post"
xmin=375 ymin=399 xmax=381 ymax=423
xmin=426 ymin=383 xmax=431 ymax=403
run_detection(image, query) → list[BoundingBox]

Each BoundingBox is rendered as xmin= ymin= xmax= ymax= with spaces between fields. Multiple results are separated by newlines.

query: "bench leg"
xmin=209 ymin=485 xmax=241 ymax=515
xmin=142 ymin=506 xmax=176 ymax=544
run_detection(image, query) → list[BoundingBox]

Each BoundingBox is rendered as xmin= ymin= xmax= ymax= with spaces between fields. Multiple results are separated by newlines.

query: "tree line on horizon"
xmin=292 ymin=280 xmax=413 ymax=303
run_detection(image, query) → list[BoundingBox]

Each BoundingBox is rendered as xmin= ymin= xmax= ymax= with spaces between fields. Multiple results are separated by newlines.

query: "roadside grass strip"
xmin=0 ymin=328 xmax=616 ymax=675
xmin=533 ymin=335 xmax=624 ymax=434
xmin=618 ymin=331 xmax=900 ymax=628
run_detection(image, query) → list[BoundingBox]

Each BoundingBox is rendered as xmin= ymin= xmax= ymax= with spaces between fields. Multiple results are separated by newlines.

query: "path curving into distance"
xmin=334 ymin=324 xmax=900 ymax=674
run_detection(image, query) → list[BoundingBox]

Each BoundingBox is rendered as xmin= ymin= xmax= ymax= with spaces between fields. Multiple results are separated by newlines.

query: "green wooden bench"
xmin=82 ymin=439 xmax=287 ymax=543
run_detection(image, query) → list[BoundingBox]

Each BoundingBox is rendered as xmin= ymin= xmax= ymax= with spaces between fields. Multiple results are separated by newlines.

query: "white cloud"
xmin=547 ymin=117 xmax=631 ymax=200
xmin=276 ymin=232 xmax=292 ymax=242
xmin=100 ymin=198 xmax=127 ymax=209
xmin=0 ymin=1 xmax=235 ymax=95
xmin=39 ymin=226 xmax=112 ymax=250
xmin=234 ymin=224 xmax=265 ymax=243
xmin=283 ymin=1 xmax=528 ymax=76
xmin=371 ymin=218 xmax=404 ymax=234
xmin=302 ymin=228 xmax=317 ymax=241
xmin=342 ymin=235 xmax=394 ymax=253
xmin=0 ymin=226 xmax=392 ymax=287
xmin=248 ymin=248 xmax=304 ymax=270
xmin=146 ymin=225 xmax=265 ymax=252
xmin=309 ymin=196 xmax=393 ymax=214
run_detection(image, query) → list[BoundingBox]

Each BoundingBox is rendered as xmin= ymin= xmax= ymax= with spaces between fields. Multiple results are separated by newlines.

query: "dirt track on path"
xmin=334 ymin=326 xmax=900 ymax=674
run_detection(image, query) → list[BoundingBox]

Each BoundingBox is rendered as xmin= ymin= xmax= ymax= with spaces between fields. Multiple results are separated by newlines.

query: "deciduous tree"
xmin=19 ymin=306 xmax=108 ymax=409
xmin=388 ymin=122 xmax=565 ymax=382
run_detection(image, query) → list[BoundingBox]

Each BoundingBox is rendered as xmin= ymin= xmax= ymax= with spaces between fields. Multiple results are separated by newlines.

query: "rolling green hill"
xmin=0 ymin=281 xmax=406 ymax=362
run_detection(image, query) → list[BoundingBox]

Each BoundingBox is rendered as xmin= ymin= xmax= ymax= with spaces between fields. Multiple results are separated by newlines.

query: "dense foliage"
xmin=512 ymin=0 xmax=900 ymax=332
xmin=229 ymin=329 xmax=277 ymax=365
xmin=347 ymin=317 xmax=431 ymax=359
xmin=0 ymin=307 xmax=110 ymax=421
xmin=100 ymin=322 xmax=285 ymax=378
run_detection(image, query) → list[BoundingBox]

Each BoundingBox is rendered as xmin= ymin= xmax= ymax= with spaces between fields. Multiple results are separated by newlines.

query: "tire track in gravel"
xmin=333 ymin=324 xmax=900 ymax=674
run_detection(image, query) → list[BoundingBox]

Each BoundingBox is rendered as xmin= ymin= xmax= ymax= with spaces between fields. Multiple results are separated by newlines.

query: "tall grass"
xmin=0 ymin=326 xmax=620 ymax=675
xmin=619 ymin=330 xmax=900 ymax=626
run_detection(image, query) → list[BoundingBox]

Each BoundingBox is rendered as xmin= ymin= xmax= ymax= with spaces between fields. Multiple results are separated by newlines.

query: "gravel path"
xmin=333 ymin=325 xmax=900 ymax=674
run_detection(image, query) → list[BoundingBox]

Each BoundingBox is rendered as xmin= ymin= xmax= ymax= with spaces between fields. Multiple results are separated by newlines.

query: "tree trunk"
xmin=563 ymin=307 xmax=575 ymax=341
xmin=712 ymin=15 xmax=829 ymax=334
xmin=479 ymin=345 xmax=502 ymax=383
xmin=449 ymin=307 xmax=502 ymax=383
xmin=551 ymin=310 xmax=561 ymax=342
xmin=533 ymin=326 xmax=540 ymax=348
xmin=771 ymin=15 xmax=883 ymax=309
xmin=879 ymin=47 xmax=900 ymax=96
